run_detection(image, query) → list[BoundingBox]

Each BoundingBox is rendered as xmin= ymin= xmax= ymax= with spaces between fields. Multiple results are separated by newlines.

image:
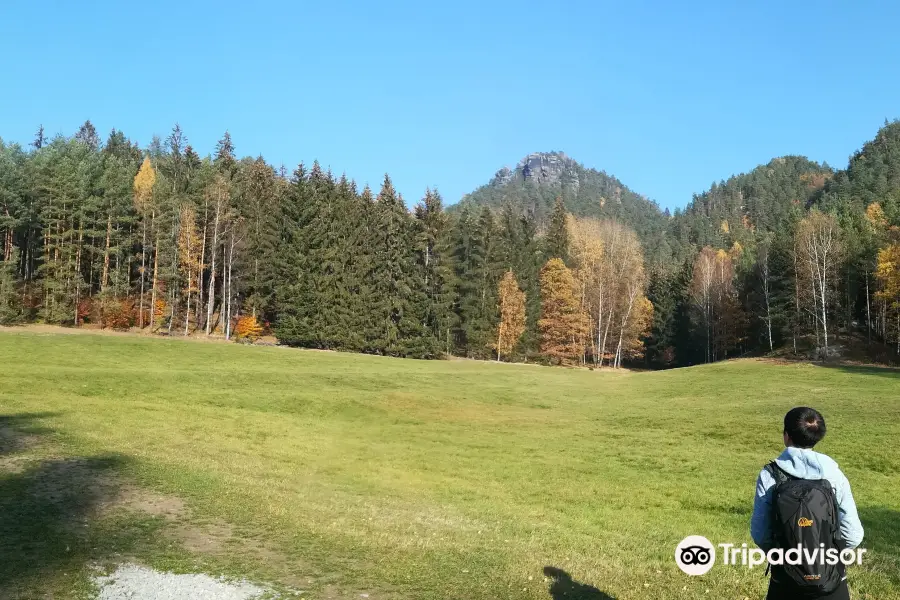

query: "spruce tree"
xmin=369 ymin=175 xmax=431 ymax=356
xmin=414 ymin=189 xmax=454 ymax=355
xmin=0 ymin=248 xmax=22 ymax=324
xmin=544 ymin=196 xmax=569 ymax=263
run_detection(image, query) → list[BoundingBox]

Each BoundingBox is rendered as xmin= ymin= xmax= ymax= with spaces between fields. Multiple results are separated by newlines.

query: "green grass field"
xmin=0 ymin=329 xmax=898 ymax=599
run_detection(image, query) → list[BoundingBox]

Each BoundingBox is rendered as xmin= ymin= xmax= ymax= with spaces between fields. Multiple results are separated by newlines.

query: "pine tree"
xmin=273 ymin=163 xmax=320 ymax=346
xmin=451 ymin=206 xmax=501 ymax=357
xmin=644 ymin=265 xmax=679 ymax=366
xmin=0 ymin=248 xmax=22 ymax=324
xmin=74 ymin=120 xmax=100 ymax=151
xmin=240 ymin=157 xmax=279 ymax=321
xmin=369 ymin=175 xmax=432 ymax=356
xmin=32 ymin=125 xmax=45 ymax=150
xmin=414 ymin=189 xmax=455 ymax=354
xmin=544 ymin=196 xmax=569 ymax=262
xmin=497 ymin=204 xmax=542 ymax=357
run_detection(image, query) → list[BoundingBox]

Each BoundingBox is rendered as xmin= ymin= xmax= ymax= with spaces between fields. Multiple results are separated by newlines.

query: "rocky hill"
xmin=454 ymin=151 xmax=673 ymax=262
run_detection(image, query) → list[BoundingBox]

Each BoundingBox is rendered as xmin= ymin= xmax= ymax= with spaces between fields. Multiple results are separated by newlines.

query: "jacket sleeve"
xmin=835 ymin=471 xmax=864 ymax=549
xmin=750 ymin=468 xmax=776 ymax=551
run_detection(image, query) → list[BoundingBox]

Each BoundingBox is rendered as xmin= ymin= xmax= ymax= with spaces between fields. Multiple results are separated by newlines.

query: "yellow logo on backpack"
xmin=798 ymin=517 xmax=814 ymax=527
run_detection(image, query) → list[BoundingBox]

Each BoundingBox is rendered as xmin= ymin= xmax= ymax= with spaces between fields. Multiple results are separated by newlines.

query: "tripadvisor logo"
xmin=674 ymin=536 xmax=867 ymax=576
xmin=675 ymin=536 xmax=716 ymax=576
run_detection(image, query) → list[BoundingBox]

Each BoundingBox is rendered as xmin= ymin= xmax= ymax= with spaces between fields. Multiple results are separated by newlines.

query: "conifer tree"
xmin=0 ymin=248 xmax=22 ymax=324
xmin=544 ymin=196 xmax=570 ymax=263
xmin=415 ymin=189 xmax=455 ymax=354
xmin=369 ymin=175 xmax=432 ymax=356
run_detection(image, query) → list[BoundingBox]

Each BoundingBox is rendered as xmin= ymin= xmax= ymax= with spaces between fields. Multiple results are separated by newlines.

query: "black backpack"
xmin=766 ymin=461 xmax=845 ymax=595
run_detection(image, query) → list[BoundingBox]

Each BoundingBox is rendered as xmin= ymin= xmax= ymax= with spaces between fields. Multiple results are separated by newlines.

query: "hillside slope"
xmin=455 ymin=151 xmax=672 ymax=260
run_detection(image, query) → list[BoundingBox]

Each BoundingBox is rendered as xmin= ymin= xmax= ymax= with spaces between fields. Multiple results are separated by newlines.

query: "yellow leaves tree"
xmin=567 ymin=216 xmax=649 ymax=367
xmin=875 ymin=241 xmax=900 ymax=352
xmin=493 ymin=270 xmax=526 ymax=361
xmin=177 ymin=205 xmax=203 ymax=335
xmin=539 ymin=258 xmax=588 ymax=365
xmin=795 ymin=210 xmax=842 ymax=356
xmin=133 ymin=157 xmax=157 ymax=329
xmin=133 ymin=157 xmax=156 ymax=212
xmin=866 ymin=203 xmax=888 ymax=230
xmin=567 ymin=215 xmax=604 ymax=360
xmin=617 ymin=296 xmax=653 ymax=361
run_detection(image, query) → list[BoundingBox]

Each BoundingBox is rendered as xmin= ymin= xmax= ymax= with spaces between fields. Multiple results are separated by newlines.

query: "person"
xmin=750 ymin=407 xmax=864 ymax=600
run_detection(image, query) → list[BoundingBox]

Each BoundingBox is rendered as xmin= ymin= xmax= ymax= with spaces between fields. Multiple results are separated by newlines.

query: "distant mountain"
xmin=454 ymin=151 xmax=672 ymax=261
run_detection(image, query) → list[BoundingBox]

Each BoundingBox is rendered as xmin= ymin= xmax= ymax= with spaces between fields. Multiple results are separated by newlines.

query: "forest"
xmin=0 ymin=120 xmax=899 ymax=367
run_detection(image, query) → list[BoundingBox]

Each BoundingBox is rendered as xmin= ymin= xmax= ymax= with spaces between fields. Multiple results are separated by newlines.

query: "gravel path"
xmin=93 ymin=564 xmax=268 ymax=600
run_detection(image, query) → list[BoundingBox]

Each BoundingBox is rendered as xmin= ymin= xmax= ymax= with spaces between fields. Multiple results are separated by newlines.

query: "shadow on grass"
xmin=813 ymin=363 xmax=900 ymax=379
xmin=0 ymin=412 xmax=59 ymax=455
xmin=544 ymin=567 xmax=616 ymax=600
xmin=858 ymin=507 xmax=900 ymax=556
xmin=0 ymin=412 xmax=167 ymax=596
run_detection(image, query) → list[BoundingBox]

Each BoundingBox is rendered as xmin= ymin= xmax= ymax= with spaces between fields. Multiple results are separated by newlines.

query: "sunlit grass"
xmin=0 ymin=330 xmax=897 ymax=599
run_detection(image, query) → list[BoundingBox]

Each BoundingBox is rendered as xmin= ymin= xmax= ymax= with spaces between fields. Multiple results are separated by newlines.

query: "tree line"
xmin=1 ymin=120 xmax=899 ymax=367
xmin=0 ymin=122 xmax=652 ymax=364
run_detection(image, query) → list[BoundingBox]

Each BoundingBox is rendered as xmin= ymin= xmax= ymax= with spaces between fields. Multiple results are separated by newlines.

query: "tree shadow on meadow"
xmin=0 ymin=412 xmax=59 ymax=455
xmin=813 ymin=362 xmax=900 ymax=380
xmin=0 ymin=412 xmax=167 ymax=597
xmin=853 ymin=506 xmax=900 ymax=591
xmin=543 ymin=567 xmax=616 ymax=600
xmin=858 ymin=507 xmax=900 ymax=558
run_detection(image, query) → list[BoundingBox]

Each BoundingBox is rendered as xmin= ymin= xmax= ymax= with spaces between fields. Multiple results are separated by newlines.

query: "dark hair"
xmin=784 ymin=407 xmax=826 ymax=448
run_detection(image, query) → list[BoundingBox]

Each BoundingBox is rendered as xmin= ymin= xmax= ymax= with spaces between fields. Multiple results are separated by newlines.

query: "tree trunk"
xmin=205 ymin=202 xmax=220 ymax=335
xmin=225 ymin=231 xmax=236 ymax=340
xmin=184 ymin=269 xmax=191 ymax=336
xmin=865 ymin=270 xmax=871 ymax=346
xmin=138 ymin=217 xmax=147 ymax=328
xmin=73 ymin=224 xmax=82 ymax=326
xmin=150 ymin=234 xmax=159 ymax=330
xmin=101 ymin=214 xmax=112 ymax=292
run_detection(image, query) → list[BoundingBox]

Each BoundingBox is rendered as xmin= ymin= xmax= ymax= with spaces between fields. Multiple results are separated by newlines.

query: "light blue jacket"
xmin=750 ymin=447 xmax=864 ymax=551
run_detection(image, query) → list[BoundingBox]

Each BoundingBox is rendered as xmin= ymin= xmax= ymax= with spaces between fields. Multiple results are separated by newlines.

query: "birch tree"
xmin=133 ymin=157 xmax=156 ymax=328
xmin=795 ymin=211 xmax=842 ymax=357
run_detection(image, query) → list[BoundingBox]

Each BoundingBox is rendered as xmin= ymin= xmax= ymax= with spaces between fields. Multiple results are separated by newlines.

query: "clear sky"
xmin=1 ymin=1 xmax=897 ymax=211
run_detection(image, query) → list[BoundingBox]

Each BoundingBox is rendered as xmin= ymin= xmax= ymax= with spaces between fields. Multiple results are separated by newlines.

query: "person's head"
xmin=783 ymin=407 xmax=827 ymax=448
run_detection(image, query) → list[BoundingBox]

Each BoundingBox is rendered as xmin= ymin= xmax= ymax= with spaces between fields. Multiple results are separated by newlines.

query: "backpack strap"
xmin=764 ymin=461 xmax=796 ymax=485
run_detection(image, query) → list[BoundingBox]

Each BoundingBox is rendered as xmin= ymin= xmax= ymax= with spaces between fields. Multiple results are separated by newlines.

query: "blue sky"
xmin=1 ymin=1 xmax=897 ymax=211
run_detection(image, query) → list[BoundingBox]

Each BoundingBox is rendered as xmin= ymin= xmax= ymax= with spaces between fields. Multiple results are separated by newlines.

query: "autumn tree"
xmin=875 ymin=239 xmax=900 ymax=353
xmin=133 ymin=157 xmax=156 ymax=328
xmin=689 ymin=246 xmax=744 ymax=362
xmin=795 ymin=210 xmax=842 ymax=356
xmin=494 ymin=270 xmax=526 ymax=361
xmin=539 ymin=258 xmax=587 ymax=364
xmin=567 ymin=217 xmax=649 ymax=367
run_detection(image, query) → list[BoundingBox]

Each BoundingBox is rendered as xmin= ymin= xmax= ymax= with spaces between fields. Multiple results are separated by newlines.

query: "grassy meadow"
xmin=0 ymin=329 xmax=898 ymax=599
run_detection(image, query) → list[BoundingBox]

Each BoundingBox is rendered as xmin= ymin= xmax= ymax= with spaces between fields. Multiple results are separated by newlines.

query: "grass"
xmin=0 ymin=329 xmax=898 ymax=599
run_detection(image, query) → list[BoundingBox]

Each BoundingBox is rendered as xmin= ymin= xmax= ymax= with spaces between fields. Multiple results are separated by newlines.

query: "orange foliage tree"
xmin=234 ymin=315 xmax=264 ymax=342
xmin=493 ymin=270 xmax=526 ymax=361
xmin=539 ymin=258 xmax=588 ymax=365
